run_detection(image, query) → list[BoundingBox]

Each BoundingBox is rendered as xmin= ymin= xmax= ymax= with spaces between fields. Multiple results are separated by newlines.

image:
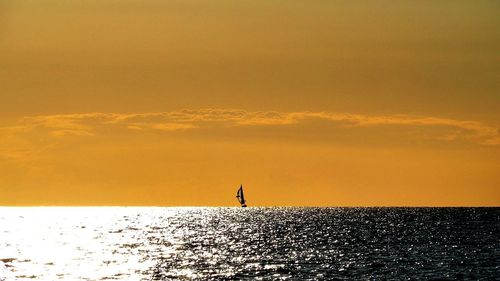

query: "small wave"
xmin=0 ymin=260 xmax=15 ymax=281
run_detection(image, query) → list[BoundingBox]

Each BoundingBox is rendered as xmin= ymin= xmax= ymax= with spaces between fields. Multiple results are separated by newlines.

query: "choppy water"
xmin=0 ymin=207 xmax=499 ymax=280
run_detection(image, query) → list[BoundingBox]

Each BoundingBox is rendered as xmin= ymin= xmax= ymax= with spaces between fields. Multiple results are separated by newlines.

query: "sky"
xmin=0 ymin=0 xmax=499 ymax=206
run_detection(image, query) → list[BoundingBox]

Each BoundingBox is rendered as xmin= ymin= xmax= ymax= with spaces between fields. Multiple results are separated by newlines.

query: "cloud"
xmin=1 ymin=109 xmax=498 ymax=149
xmin=50 ymin=130 xmax=95 ymax=137
xmin=151 ymin=123 xmax=199 ymax=131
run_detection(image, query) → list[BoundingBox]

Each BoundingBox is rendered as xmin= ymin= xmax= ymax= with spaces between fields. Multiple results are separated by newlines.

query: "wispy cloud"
xmin=1 ymin=109 xmax=498 ymax=148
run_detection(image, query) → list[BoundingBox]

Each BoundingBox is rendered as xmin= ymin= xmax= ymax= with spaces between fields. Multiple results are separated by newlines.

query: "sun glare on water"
xmin=0 ymin=207 xmax=191 ymax=280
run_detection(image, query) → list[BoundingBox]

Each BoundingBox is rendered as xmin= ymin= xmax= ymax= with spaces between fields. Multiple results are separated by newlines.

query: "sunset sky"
xmin=1 ymin=0 xmax=499 ymax=206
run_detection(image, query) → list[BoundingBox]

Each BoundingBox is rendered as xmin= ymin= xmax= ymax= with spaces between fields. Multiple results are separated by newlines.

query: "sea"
xmin=0 ymin=207 xmax=498 ymax=280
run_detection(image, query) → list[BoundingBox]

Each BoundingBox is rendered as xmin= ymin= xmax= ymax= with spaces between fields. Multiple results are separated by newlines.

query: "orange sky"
xmin=1 ymin=0 xmax=499 ymax=206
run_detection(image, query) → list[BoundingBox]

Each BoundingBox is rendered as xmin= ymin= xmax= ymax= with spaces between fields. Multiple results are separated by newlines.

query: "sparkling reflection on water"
xmin=0 ymin=207 xmax=499 ymax=280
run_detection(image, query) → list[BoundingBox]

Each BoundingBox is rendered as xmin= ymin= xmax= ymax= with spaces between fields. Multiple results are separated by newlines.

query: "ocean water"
xmin=0 ymin=207 xmax=498 ymax=280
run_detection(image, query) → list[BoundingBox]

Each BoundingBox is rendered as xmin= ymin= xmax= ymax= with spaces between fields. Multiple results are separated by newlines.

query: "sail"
xmin=236 ymin=184 xmax=246 ymax=206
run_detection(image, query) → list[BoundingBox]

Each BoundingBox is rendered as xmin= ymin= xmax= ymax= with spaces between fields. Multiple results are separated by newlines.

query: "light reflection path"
xmin=0 ymin=207 xmax=184 ymax=281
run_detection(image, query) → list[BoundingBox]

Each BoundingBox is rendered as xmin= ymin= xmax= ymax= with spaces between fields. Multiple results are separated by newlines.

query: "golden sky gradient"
xmin=1 ymin=0 xmax=499 ymax=206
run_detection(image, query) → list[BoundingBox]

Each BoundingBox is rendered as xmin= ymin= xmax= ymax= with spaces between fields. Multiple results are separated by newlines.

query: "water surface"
xmin=0 ymin=207 xmax=498 ymax=280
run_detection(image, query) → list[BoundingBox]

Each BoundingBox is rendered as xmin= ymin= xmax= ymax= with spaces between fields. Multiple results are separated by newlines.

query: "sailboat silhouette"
xmin=236 ymin=184 xmax=247 ymax=207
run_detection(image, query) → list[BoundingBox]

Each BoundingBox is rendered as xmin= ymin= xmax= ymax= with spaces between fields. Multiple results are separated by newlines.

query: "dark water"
xmin=1 ymin=207 xmax=499 ymax=280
